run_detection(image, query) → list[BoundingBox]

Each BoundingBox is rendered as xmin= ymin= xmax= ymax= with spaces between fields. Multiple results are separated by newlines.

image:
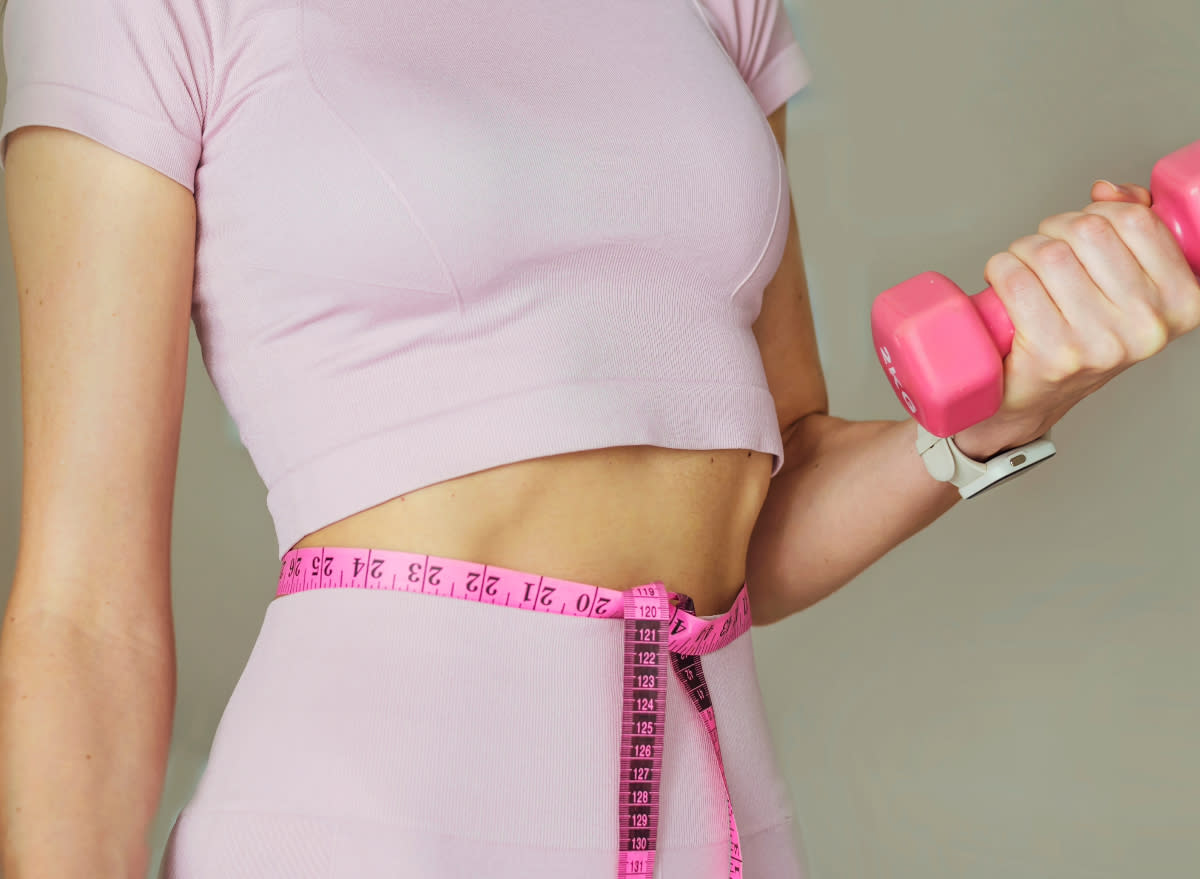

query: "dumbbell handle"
xmin=966 ymin=146 xmax=1200 ymax=359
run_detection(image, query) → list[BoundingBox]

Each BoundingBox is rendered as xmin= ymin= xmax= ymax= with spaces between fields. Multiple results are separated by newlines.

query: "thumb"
xmin=1091 ymin=179 xmax=1153 ymax=206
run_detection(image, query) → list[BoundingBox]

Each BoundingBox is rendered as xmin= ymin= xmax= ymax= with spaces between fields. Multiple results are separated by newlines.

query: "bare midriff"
xmin=291 ymin=445 xmax=776 ymax=618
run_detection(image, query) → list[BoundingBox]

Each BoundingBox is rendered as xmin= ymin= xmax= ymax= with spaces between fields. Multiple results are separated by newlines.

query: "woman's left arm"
xmin=747 ymin=103 xmax=961 ymax=625
xmin=748 ymin=104 xmax=1200 ymax=625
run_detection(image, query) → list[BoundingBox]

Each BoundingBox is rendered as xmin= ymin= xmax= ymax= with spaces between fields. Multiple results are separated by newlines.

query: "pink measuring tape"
xmin=277 ymin=545 xmax=751 ymax=878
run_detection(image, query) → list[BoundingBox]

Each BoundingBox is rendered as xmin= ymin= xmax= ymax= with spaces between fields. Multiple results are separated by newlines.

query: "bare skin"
xmin=294 ymin=445 xmax=775 ymax=618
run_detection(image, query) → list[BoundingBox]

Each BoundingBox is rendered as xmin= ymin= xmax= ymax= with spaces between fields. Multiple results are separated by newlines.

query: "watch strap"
xmin=916 ymin=423 xmax=1057 ymax=498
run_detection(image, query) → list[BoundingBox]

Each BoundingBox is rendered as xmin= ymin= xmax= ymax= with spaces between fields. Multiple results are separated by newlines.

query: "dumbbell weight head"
xmin=1149 ymin=139 xmax=1200 ymax=275
xmin=872 ymin=140 xmax=1200 ymax=438
xmin=871 ymin=271 xmax=1010 ymax=438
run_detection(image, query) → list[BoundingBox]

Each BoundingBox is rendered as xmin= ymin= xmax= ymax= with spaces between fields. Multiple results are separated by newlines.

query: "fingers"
xmin=1079 ymin=200 xmax=1200 ymax=339
xmin=1035 ymin=210 xmax=1165 ymax=356
xmin=970 ymin=175 xmax=1199 ymax=440
xmin=986 ymin=201 xmax=1174 ymax=380
xmin=1090 ymin=179 xmax=1153 ymax=206
xmin=1078 ymin=180 xmax=1192 ymax=338
xmin=983 ymin=246 xmax=1077 ymax=380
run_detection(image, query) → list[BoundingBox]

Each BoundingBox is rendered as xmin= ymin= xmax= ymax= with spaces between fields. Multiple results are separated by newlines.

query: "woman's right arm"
xmin=1 ymin=125 xmax=197 ymax=878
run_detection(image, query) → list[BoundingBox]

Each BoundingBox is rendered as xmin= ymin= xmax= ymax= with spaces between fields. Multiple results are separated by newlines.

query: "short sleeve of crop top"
xmin=0 ymin=1 xmax=810 ymax=188
xmin=0 ymin=0 xmax=212 ymax=192
xmin=694 ymin=0 xmax=813 ymax=117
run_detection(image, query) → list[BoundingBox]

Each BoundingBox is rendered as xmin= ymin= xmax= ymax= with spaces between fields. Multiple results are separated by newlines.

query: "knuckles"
xmin=1182 ymin=295 xmax=1200 ymax=334
xmin=1039 ymin=312 xmax=1167 ymax=380
xmin=993 ymin=256 xmax=1043 ymax=301
xmin=980 ymin=194 xmax=1188 ymax=420
xmin=1170 ymin=292 xmax=1200 ymax=339
xmin=1126 ymin=307 xmax=1171 ymax=359
xmin=984 ymin=249 xmax=1023 ymax=284
xmin=1040 ymin=345 xmax=1084 ymax=384
xmin=1005 ymin=233 xmax=1087 ymax=275
xmin=1066 ymin=212 xmax=1115 ymax=244
xmin=1081 ymin=332 xmax=1128 ymax=372
xmin=1107 ymin=202 xmax=1160 ymax=239
xmin=1039 ymin=332 xmax=1125 ymax=383
xmin=1029 ymin=237 xmax=1078 ymax=270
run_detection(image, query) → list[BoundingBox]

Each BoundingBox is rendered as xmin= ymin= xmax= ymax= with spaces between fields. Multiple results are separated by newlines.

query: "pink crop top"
xmin=1 ymin=0 xmax=812 ymax=559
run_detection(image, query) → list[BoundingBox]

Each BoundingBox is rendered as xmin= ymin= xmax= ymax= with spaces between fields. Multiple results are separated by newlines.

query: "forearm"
xmin=746 ymin=414 xmax=963 ymax=624
xmin=0 ymin=605 xmax=175 ymax=879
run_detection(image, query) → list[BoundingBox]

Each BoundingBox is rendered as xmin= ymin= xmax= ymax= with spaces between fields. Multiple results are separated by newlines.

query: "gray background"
xmin=1 ymin=0 xmax=1197 ymax=876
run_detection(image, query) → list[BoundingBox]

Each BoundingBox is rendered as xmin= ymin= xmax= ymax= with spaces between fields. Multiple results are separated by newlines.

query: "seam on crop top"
xmin=199 ymin=0 xmax=276 ymax=144
xmin=737 ymin=132 xmax=787 ymax=300
xmin=295 ymin=0 xmax=466 ymax=316
xmin=686 ymin=0 xmax=787 ymax=302
xmin=196 ymin=0 xmax=216 ymax=142
xmin=239 ymin=259 xmax=450 ymax=297
xmin=263 ymin=375 xmax=778 ymax=486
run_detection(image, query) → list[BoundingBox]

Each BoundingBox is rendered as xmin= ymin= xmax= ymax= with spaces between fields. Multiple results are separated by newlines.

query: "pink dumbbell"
xmin=872 ymin=140 xmax=1200 ymax=438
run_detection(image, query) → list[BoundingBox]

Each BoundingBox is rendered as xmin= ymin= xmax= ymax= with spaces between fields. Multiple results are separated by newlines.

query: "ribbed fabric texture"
xmin=159 ymin=586 xmax=805 ymax=878
xmin=0 ymin=0 xmax=813 ymax=559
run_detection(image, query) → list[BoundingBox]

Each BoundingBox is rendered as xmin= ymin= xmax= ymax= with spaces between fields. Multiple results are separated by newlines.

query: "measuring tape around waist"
xmin=277 ymin=545 xmax=750 ymax=878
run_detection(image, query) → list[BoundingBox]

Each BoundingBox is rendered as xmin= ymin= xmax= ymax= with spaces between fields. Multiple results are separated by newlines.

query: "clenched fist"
xmin=953 ymin=180 xmax=1200 ymax=460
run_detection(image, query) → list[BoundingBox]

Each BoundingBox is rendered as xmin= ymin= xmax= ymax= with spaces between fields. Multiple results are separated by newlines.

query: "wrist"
xmin=951 ymin=416 xmax=1048 ymax=461
xmin=915 ymin=419 xmax=1058 ymax=499
xmin=950 ymin=426 xmax=1006 ymax=461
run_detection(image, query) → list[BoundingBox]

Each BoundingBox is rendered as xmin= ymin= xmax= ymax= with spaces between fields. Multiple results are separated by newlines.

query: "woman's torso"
xmin=293 ymin=444 xmax=775 ymax=617
xmin=175 ymin=0 xmax=792 ymax=564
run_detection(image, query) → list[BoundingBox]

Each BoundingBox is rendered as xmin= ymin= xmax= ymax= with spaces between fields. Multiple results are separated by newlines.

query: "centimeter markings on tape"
xmin=278 ymin=546 xmax=748 ymax=879
xmin=621 ymin=586 xmax=668 ymax=876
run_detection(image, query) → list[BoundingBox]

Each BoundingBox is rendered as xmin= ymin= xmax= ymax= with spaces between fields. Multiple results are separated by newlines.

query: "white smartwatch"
xmin=916 ymin=423 xmax=1057 ymax=499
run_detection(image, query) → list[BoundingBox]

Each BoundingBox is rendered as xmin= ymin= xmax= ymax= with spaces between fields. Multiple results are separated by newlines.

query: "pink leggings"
xmin=159 ymin=571 xmax=807 ymax=877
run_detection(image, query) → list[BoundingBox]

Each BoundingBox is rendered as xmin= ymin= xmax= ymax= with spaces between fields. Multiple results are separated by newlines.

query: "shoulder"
xmin=0 ymin=0 xmax=220 ymax=191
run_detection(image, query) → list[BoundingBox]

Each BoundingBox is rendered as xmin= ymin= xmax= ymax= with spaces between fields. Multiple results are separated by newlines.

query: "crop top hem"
xmin=267 ymin=377 xmax=786 ymax=559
